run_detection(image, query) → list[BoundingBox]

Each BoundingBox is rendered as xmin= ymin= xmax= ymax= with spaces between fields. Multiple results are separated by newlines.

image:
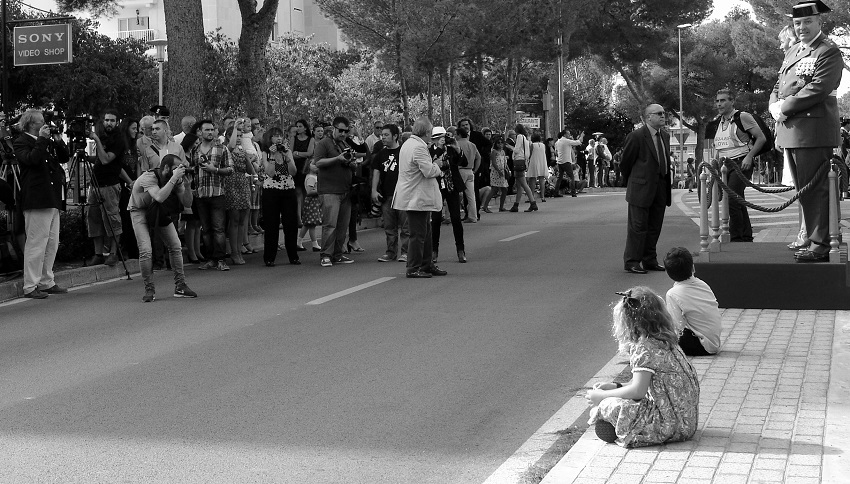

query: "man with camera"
xmin=85 ymin=109 xmax=125 ymax=266
xmin=128 ymin=154 xmax=196 ymax=302
xmin=313 ymin=115 xmax=357 ymax=267
xmin=192 ymin=120 xmax=233 ymax=271
xmin=13 ymin=108 xmax=69 ymax=299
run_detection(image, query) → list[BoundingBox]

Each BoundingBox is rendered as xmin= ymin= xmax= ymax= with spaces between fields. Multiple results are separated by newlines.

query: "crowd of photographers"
xmin=0 ymin=104 xmax=609 ymax=300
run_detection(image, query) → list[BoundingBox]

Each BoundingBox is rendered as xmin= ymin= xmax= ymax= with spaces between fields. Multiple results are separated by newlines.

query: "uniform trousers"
xmin=787 ymin=147 xmax=833 ymax=251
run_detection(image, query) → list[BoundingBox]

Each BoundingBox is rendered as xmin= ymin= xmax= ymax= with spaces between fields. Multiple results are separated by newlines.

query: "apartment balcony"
xmin=109 ymin=29 xmax=157 ymax=42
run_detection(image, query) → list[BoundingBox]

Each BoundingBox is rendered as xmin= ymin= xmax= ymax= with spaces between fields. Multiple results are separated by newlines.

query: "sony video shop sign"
xmin=14 ymin=24 xmax=73 ymax=66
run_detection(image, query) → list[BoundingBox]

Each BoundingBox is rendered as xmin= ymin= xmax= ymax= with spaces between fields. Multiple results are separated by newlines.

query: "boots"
xmin=509 ymin=203 xmax=519 ymax=212
xmin=525 ymin=201 xmax=538 ymax=212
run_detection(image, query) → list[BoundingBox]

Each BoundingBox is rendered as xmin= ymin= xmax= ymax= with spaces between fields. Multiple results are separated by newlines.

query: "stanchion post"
xmin=709 ymin=163 xmax=721 ymax=252
xmin=720 ymin=162 xmax=730 ymax=243
xmin=699 ymin=167 xmax=710 ymax=257
xmin=828 ymin=166 xmax=840 ymax=263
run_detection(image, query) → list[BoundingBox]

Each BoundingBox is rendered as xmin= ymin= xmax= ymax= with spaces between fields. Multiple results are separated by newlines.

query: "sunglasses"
xmin=336 ymin=127 xmax=350 ymax=133
xmin=648 ymin=111 xmax=665 ymax=116
xmin=615 ymin=290 xmax=641 ymax=309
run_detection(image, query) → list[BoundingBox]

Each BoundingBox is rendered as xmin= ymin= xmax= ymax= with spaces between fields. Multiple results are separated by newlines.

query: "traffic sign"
xmin=13 ymin=24 xmax=73 ymax=66
xmin=517 ymin=117 xmax=541 ymax=129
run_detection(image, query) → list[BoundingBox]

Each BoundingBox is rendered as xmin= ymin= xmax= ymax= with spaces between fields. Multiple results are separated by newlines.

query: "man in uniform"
xmin=769 ymin=0 xmax=843 ymax=262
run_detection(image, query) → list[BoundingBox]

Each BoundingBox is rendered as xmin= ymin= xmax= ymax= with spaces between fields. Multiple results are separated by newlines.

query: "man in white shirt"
xmin=663 ymin=247 xmax=722 ymax=356
xmin=554 ymin=130 xmax=584 ymax=197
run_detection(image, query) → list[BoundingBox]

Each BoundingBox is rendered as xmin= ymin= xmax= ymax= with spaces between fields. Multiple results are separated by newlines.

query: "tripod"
xmin=67 ymin=147 xmax=132 ymax=280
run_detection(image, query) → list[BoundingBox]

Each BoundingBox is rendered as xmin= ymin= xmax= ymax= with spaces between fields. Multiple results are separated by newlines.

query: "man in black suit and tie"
xmin=620 ymin=104 xmax=672 ymax=274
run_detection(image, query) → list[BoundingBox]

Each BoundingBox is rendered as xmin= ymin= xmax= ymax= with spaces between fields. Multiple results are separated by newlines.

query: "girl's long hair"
xmin=612 ymin=286 xmax=679 ymax=353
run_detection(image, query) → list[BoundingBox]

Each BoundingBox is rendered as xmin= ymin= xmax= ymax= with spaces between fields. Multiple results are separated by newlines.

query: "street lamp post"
xmin=148 ymin=38 xmax=168 ymax=105
xmin=677 ymin=23 xmax=693 ymax=176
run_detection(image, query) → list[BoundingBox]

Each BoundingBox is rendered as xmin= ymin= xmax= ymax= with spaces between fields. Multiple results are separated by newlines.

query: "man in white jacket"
xmin=392 ymin=117 xmax=448 ymax=279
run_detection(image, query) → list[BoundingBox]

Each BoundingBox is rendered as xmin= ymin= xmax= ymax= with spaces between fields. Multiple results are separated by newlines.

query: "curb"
xmin=0 ymin=258 xmax=141 ymax=303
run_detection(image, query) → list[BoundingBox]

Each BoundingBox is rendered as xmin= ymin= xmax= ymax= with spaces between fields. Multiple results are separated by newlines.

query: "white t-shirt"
xmin=555 ymin=137 xmax=581 ymax=165
xmin=666 ymin=276 xmax=722 ymax=354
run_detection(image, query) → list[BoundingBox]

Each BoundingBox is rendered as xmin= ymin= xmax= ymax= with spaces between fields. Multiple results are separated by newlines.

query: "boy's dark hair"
xmin=664 ymin=247 xmax=694 ymax=282
xmin=456 ymin=127 xmax=469 ymax=138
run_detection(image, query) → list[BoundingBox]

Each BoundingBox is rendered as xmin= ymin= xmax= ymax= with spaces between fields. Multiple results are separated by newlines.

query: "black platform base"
xmin=694 ymin=242 xmax=850 ymax=310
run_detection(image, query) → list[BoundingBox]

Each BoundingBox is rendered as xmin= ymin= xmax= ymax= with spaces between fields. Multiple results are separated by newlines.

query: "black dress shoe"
xmin=643 ymin=263 xmax=666 ymax=272
xmin=624 ymin=265 xmax=648 ymax=274
xmin=426 ymin=266 xmax=447 ymax=276
xmin=406 ymin=271 xmax=433 ymax=278
xmin=795 ymin=250 xmax=828 ymax=263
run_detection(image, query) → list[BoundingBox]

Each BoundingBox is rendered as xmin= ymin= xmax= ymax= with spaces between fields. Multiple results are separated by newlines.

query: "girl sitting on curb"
xmin=586 ymin=286 xmax=700 ymax=447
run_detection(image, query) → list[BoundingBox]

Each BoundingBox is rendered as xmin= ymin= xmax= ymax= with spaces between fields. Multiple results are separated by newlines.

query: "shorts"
xmin=85 ymin=183 xmax=123 ymax=238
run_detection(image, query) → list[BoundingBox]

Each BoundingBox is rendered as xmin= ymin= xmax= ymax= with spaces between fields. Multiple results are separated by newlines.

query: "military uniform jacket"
xmin=769 ymin=34 xmax=843 ymax=149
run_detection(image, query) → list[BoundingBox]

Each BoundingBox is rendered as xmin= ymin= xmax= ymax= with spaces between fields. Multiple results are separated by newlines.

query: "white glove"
xmin=769 ymin=101 xmax=787 ymax=123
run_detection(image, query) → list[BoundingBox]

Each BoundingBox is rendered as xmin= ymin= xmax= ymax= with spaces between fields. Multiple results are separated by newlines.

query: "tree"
xmin=839 ymin=91 xmax=850 ymax=119
xmin=234 ymin=0 xmax=279 ymax=119
xmin=6 ymin=13 xmax=156 ymax=116
xmin=54 ymin=0 xmax=206 ymax=133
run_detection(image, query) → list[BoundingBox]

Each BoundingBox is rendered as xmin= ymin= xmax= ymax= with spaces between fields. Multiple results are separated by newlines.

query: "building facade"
xmin=97 ymin=0 xmax=345 ymax=52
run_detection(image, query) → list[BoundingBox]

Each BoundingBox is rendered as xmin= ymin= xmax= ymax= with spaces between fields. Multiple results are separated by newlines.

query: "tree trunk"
xmin=392 ymin=0 xmax=409 ymax=128
xmin=477 ymin=53 xmax=486 ymax=127
xmin=236 ymin=0 xmax=280 ymax=120
xmin=449 ymin=62 xmax=456 ymax=127
xmin=506 ymin=56 xmax=514 ymax=128
xmin=427 ymin=69 xmax=433 ymax=120
xmin=439 ymin=69 xmax=446 ymax=126
xmin=162 ymin=0 xmax=205 ymax=134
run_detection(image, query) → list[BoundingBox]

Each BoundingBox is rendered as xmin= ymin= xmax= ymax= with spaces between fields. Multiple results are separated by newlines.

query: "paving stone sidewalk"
xmin=541 ymin=309 xmax=850 ymax=484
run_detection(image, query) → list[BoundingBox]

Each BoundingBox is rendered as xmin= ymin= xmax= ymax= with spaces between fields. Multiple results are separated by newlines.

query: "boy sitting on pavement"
xmin=663 ymin=247 xmax=722 ymax=356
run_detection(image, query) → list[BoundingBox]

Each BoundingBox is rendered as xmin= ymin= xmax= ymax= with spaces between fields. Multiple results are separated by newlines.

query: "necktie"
xmin=655 ymin=132 xmax=666 ymax=176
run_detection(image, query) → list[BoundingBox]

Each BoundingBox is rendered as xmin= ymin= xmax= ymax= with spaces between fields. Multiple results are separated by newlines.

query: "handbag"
xmin=513 ymin=135 xmax=530 ymax=172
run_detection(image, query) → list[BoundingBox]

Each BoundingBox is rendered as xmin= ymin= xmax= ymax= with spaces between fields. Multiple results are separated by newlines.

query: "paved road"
xmin=0 ymin=191 xmax=698 ymax=483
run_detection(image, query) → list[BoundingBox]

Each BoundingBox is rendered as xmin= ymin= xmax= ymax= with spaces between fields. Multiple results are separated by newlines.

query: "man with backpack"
xmin=706 ymin=88 xmax=769 ymax=242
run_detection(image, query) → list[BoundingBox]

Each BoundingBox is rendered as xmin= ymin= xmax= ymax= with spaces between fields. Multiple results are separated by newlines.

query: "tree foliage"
xmin=5 ymin=7 xmax=157 ymax=117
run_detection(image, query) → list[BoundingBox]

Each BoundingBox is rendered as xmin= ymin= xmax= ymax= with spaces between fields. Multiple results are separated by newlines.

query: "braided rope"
xmin=722 ymin=158 xmax=795 ymax=193
xmin=698 ymin=158 xmax=832 ymax=213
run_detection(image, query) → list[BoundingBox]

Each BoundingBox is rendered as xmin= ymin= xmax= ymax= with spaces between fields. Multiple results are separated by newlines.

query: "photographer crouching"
xmin=127 ymin=154 xmax=197 ymax=302
xmin=13 ymin=108 xmax=70 ymax=299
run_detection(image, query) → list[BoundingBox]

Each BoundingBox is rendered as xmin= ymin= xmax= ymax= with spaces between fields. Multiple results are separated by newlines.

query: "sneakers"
xmin=320 ymin=256 xmax=333 ymax=267
xmin=24 ymin=289 xmax=49 ymax=299
xmin=174 ymin=283 xmax=198 ymax=298
xmin=216 ymin=260 xmax=230 ymax=271
xmin=87 ymin=254 xmax=106 ymax=266
xmin=198 ymin=260 xmax=216 ymax=270
xmin=333 ymin=255 xmax=354 ymax=264
xmin=142 ymin=287 xmax=155 ymax=303
xmin=104 ymin=254 xmax=119 ymax=266
xmin=377 ymin=254 xmax=394 ymax=262
xmin=398 ymin=254 xmax=407 ymax=263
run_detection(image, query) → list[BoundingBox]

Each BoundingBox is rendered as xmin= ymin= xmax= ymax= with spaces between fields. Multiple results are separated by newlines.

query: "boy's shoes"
xmin=320 ymin=256 xmax=333 ymax=267
xmin=333 ymin=255 xmax=354 ymax=264
xmin=198 ymin=260 xmax=216 ymax=270
xmin=174 ymin=283 xmax=198 ymax=298
xmin=398 ymin=254 xmax=407 ymax=262
xmin=142 ymin=287 xmax=156 ymax=303
xmin=377 ymin=254 xmax=394 ymax=262
xmin=216 ymin=260 xmax=230 ymax=271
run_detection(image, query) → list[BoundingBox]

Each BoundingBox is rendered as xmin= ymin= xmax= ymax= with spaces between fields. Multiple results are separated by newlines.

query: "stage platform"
xmin=695 ymin=242 xmax=850 ymax=310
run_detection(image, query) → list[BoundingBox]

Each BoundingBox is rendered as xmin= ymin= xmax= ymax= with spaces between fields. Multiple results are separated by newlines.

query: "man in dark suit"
xmin=620 ymin=104 xmax=672 ymax=274
xmin=13 ymin=108 xmax=69 ymax=298
xmin=769 ymin=0 xmax=843 ymax=263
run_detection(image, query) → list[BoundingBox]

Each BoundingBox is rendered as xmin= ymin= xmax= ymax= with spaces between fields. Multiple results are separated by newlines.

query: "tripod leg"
xmin=82 ymin=160 xmax=132 ymax=280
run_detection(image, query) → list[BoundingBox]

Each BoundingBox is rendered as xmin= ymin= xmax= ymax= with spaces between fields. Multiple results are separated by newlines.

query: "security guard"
xmin=769 ymin=0 xmax=843 ymax=263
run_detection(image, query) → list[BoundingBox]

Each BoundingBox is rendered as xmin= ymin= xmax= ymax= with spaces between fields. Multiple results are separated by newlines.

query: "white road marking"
xmin=306 ymin=277 xmax=395 ymax=305
xmin=482 ymin=351 xmax=629 ymax=484
xmin=500 ymin=231 xmax=539 ymax=242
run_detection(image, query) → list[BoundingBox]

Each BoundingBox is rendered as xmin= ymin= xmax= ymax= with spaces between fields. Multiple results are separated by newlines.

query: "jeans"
xmin=406 ymin=210 xmax=434 ymax=273
xmin=195 ymin=195 xmax=227 ymax=261
xmin=458 ymin=169 xmax=476 ymax=218
xmin=320 ymin=192 xmax=351 ymax=259
xmin=431 ymin=191 xmax=464 ymax=253
xmin=262 ymin=189 xmax=299 ymax=263
xmin=130 ymin=210 xmax=185 ymax=290
xmin=382 ymin=198 xmax=409 ymax=259
xmin=553 ymin=163 xmax=575 ymax=195
xmin=22 ymin=208 xmax=60 ymax=294
xmin=727 ymin=157 xmax=754 ymax=242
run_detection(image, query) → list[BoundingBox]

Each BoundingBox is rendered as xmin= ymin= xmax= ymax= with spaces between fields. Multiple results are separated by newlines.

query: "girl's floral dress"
xmin=589 ymin=337 xmax=699 ymax=448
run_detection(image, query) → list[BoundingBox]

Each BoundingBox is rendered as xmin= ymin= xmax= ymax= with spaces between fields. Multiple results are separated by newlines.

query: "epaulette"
xmin=822 ymin=36 xmax=837 ymax=47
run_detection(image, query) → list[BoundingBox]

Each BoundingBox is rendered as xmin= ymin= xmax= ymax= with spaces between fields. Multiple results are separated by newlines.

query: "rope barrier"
xmin=722 ymin=158 xmax=795 ymax=194
xmin=698 ymin=157 xmax=833 ymax=213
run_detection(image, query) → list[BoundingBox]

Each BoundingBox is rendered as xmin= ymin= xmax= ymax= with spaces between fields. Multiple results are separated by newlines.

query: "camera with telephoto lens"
xmin=42 ymin=110 xmax=64 ymax=135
